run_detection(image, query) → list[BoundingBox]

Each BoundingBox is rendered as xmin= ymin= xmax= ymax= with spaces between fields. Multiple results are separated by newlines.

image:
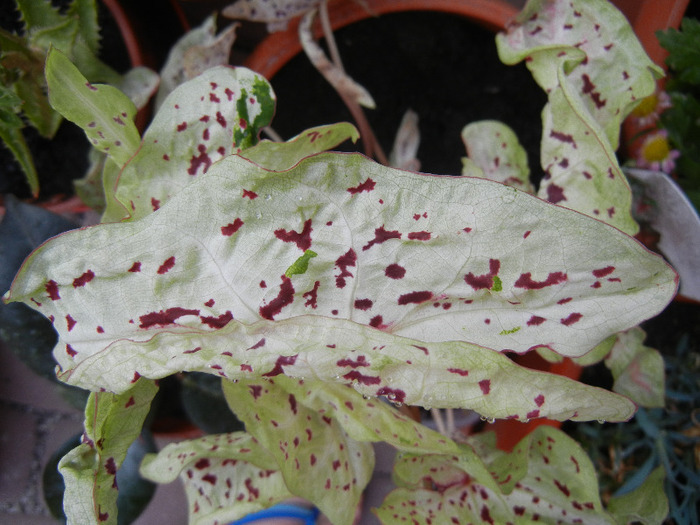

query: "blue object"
xmin=230 ymin=504 xmax=320 ymax=524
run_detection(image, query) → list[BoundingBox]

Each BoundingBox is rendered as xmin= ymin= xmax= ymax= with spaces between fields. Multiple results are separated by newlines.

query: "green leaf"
xmin=240 ymin=122 xmax=359 ymax=171
xmin=658 ymin=18 xmax=700 ymax=86
xmin=608 ymin=466 xmax=668 ymax=525
xmin=140 ymin=432 xmax=292 ymax=524
xmin=114 ymin=66 xmax=276 ymax=220
xmin=461 ymin=120 xmax=533 ymax=193
xmin=59 ymin=379 xmax=158 ymax=525
xmin=222 ymin=377 xmax=373 ymax=525
xmin=496 ymin=0 xmax=663 ymax=235
xmin=605 ymin=327 xmax=665 ymax=408
xmin=0 ymin=93 xmax=39 ymax=195
xmin=45 ymin=47 xmax=140 ymax=167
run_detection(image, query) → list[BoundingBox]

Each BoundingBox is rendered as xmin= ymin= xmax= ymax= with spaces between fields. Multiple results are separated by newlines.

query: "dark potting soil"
xmin=269 ymin=10 xmax=548 ymax=178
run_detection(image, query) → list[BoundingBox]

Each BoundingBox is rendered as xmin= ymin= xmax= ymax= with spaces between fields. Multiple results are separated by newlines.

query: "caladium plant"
xmin=1 ymin=0 xmax=680 ymax=523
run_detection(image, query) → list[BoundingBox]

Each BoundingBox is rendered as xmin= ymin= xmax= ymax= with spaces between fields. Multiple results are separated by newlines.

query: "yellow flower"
xmin=631 ymin=91 xmax=671 ymax=126
xmin=636 ymin=130 xmax=680 ymax=173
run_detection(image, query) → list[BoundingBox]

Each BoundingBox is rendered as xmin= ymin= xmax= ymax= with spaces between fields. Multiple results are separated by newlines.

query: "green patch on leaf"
xmin=285 ymin=249 xmax=317 ymax=277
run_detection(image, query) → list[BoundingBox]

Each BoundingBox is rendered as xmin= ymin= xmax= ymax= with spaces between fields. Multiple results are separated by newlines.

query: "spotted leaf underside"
xmin=59 ymin=379 xmax=158 ymax=525
xmin=377 ymin=426 xmax=617 ymax=524
xmin=496 ymin=0 xmax=663 ymax=235
xmin=6 ymin=152 xmax=675 ymax=423
xmin=222 ymin=0 xmax=324 ymax=30
xmin=140 ymin=432 xmax=293 ymax=524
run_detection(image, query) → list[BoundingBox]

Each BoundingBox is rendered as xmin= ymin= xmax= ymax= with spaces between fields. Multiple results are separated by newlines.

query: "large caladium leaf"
xmin=496 ymin=0 xmax=663 ymax=235
xmin=378 ymin=426 xmax=617 ymax=524
xmin=59 ymin=379 xmax=158 ymax=525
xmin=223 ymin=377 xmax=373 ymax=525
xmin=140 ymin=432 xmax=293 ymax=524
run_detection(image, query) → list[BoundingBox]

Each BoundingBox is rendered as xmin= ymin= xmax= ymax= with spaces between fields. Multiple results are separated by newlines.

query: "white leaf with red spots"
xmin=379 ymin=426 xmax=617 ymax=525
xmin=7 ymin=153 xmax=675 ymax=371
xmin=222 ymin=377 xmax=373 ymax=525
xmin=461 ymin=120 xmax=533 ymax=193
xmin=496 ymin=0 xmax=663 ymax=235
xmin=46 ymin=48 xmax=141 ymax=168
xmin=116 ymin=66 xmax=275 ymax=220
xmin=140 ymin=432 xmax=293 ymax=524
xmin=59 ymin=379 xmax=158 ymax=525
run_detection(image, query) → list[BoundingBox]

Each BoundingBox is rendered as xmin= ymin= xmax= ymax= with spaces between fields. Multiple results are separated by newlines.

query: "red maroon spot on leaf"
xmin=592 ymin=266 xmax=615 ymax=278
xmin=188 ymin=144 xmax=212 ymax=175
xmin=195 ymin=458 xmax=210 ymax=469
xmin=343 ymin=370 xmax=381 ymax=385
xmin=398 ymin=291 xmax=433 ymax=305
xmin=249 ymin=338 xmax=266 ymax=350
xmin=66 ymin=315 xmax=77 ymax=331
xmin=202 ymin=473 xmax=218 ymax=485
xmin=347 ymin=178 xmax=376 ymax=194
xmin=128 ymin=262 xmax=141 ymax=273
xmin=385 ymin=264 xmax=406 ymax=279
xmin=274 ymin=219 xmax=313 ymax=251
xmin=200 ymin=311 xmax=233 ymax=329
xmin=96 ymin=326 xmax=104 ymax=333
xmin=337 ymin=356 xmax=369 ymax=368
xmin=46 ymin=280 xmax=60 ymax=300
xmin=249 ymin=385 xmax=263 ymax=399
xmin=448 ymin=368 xmax=469 ymax=377
xmin=216 ymin=111 xmax=227 ymax=127
xmin=125 ymin=396 xmax=135 ymax=408
xmin=554 ymin=479 xmax=570 ymax=497
xmin=527 ymin=409 xmax=540 ymax=419
xmin=412 ymin=345 xmax=429 ymax=355
xmin=557 ymin=297 xmax=572 ymax=304
xmin=354 ymin=299 xmax=373 ymax=311
xmin=369 ymin=315 xmax=385 ymax=328
xmin=546 ymin=184 xmax=567 ymax=203
xmin=515 ymin=272 xmax=567 ymax=289
xmin=527 ymin=315 xmax=546 ymax=326
xmin=73 ymin=270 xmax=95 ymax=288
xmin=263 ymin=354 xmax=298 ymax=377
xmin=561 ymin=312 xmax=583 ymax=326
xmin=157 ymin=256 xmax=176 ymax=274
xmin=205 ymin=299 xmax=215 ymax=307
xmin=535 ymin=394 xmax=545 ymax=407
xmin=550 ymin=130 xmax=576 ymax=147
xmin=139 ymin=307 xmax=200 ymax=328
xmin=259 ymin=276 xmax=295 ymax=320
xmin=363 ymin=226 xmax=401 ymax=251
xmin=131 ymin=372 xmax=141 ymax=383
xmin=183 ymin=347 xmax=201 ymax=354
xmin=407 ymin=231 xmax=431 ymax=241
xmin=177 ymin=122 xmax=187 ymax=132
xmin=242 ymin=189 xmax=258 ymax=199
xmin=66 ymin=344 xmax=77 ymax=357
xmin=303 ymin=281 xmax=320 ymax=308
xmin=465 ymin=259 xmax=501 ymax=290
xmin=376 ymin=387 xmax=406 ymax=403
xmin=335 ymin=249 xmax=356 ymax=288
xmin=289 ymin=394 xmax=297 ymax=414
xmin=105 ymin=457 xmax=117 ymax=475
xmin=151 ymin=197 xmax=161 ymax=211
xmin=479 ymin=379 xmax=491 ymax=395
xmin=581 ymin=74 xmax=606 ymax=109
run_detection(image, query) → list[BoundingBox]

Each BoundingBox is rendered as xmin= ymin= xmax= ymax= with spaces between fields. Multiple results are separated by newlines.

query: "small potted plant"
xmin=1 ymin=0 xmax=688 ymax=523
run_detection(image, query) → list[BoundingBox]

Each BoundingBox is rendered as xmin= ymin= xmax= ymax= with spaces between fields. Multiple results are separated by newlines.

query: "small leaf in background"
xmin=605 ymin=327 xmax=665 ymax=408
xmin=461 ymin=120 xmax=533 ymax=193
xmin=156 ymin=15 xmax=239 ymax=110
xmin=0 ymin=84 xmax=39 ymax=196
xmin=140 ymin=432 xmax=293 ymax=524
xmin=59 ymin=379 xmax=158 ymax=525
xmin=222 ymin=0 xmax=323 ymax=31
xmin=389 ymin=109 xmax=420 ymax=171
xmin=496 ymin=0 xmax=663 ymax=235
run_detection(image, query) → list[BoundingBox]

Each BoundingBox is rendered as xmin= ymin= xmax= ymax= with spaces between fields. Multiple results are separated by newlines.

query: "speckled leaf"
xmin=6 ymin=151 xmax=676 ymax=365
xmin=605 ymin=327 xmax=665 ymax=408
xmin=379 ymin=426 xmax=616 ymax=524
xmin=240 ymin=122 xmax=359 ymax=170
xmin=20 ymin=313 xmax=635 ymax=421
xmin=222 ymin=0 xmax=323 ymax=30
xmin=140 ymin=432 xmax=293 ymax=524
xmin=115 ymin=66 xmax=275 ymax=220
xmin=223 ymin=377 xmax=373 ymax=525
xmin=155 ymin=15 xmax=238 ymax=110
xmin=496 ymin=0 xmax=663 ymax=235
xmin=58 ymin=379 xmax=158 ymax=525
xmin=461 ymin=120 xmax=533 ymax=193
xmin=45 ymin=47 xmax=140 ymax=167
